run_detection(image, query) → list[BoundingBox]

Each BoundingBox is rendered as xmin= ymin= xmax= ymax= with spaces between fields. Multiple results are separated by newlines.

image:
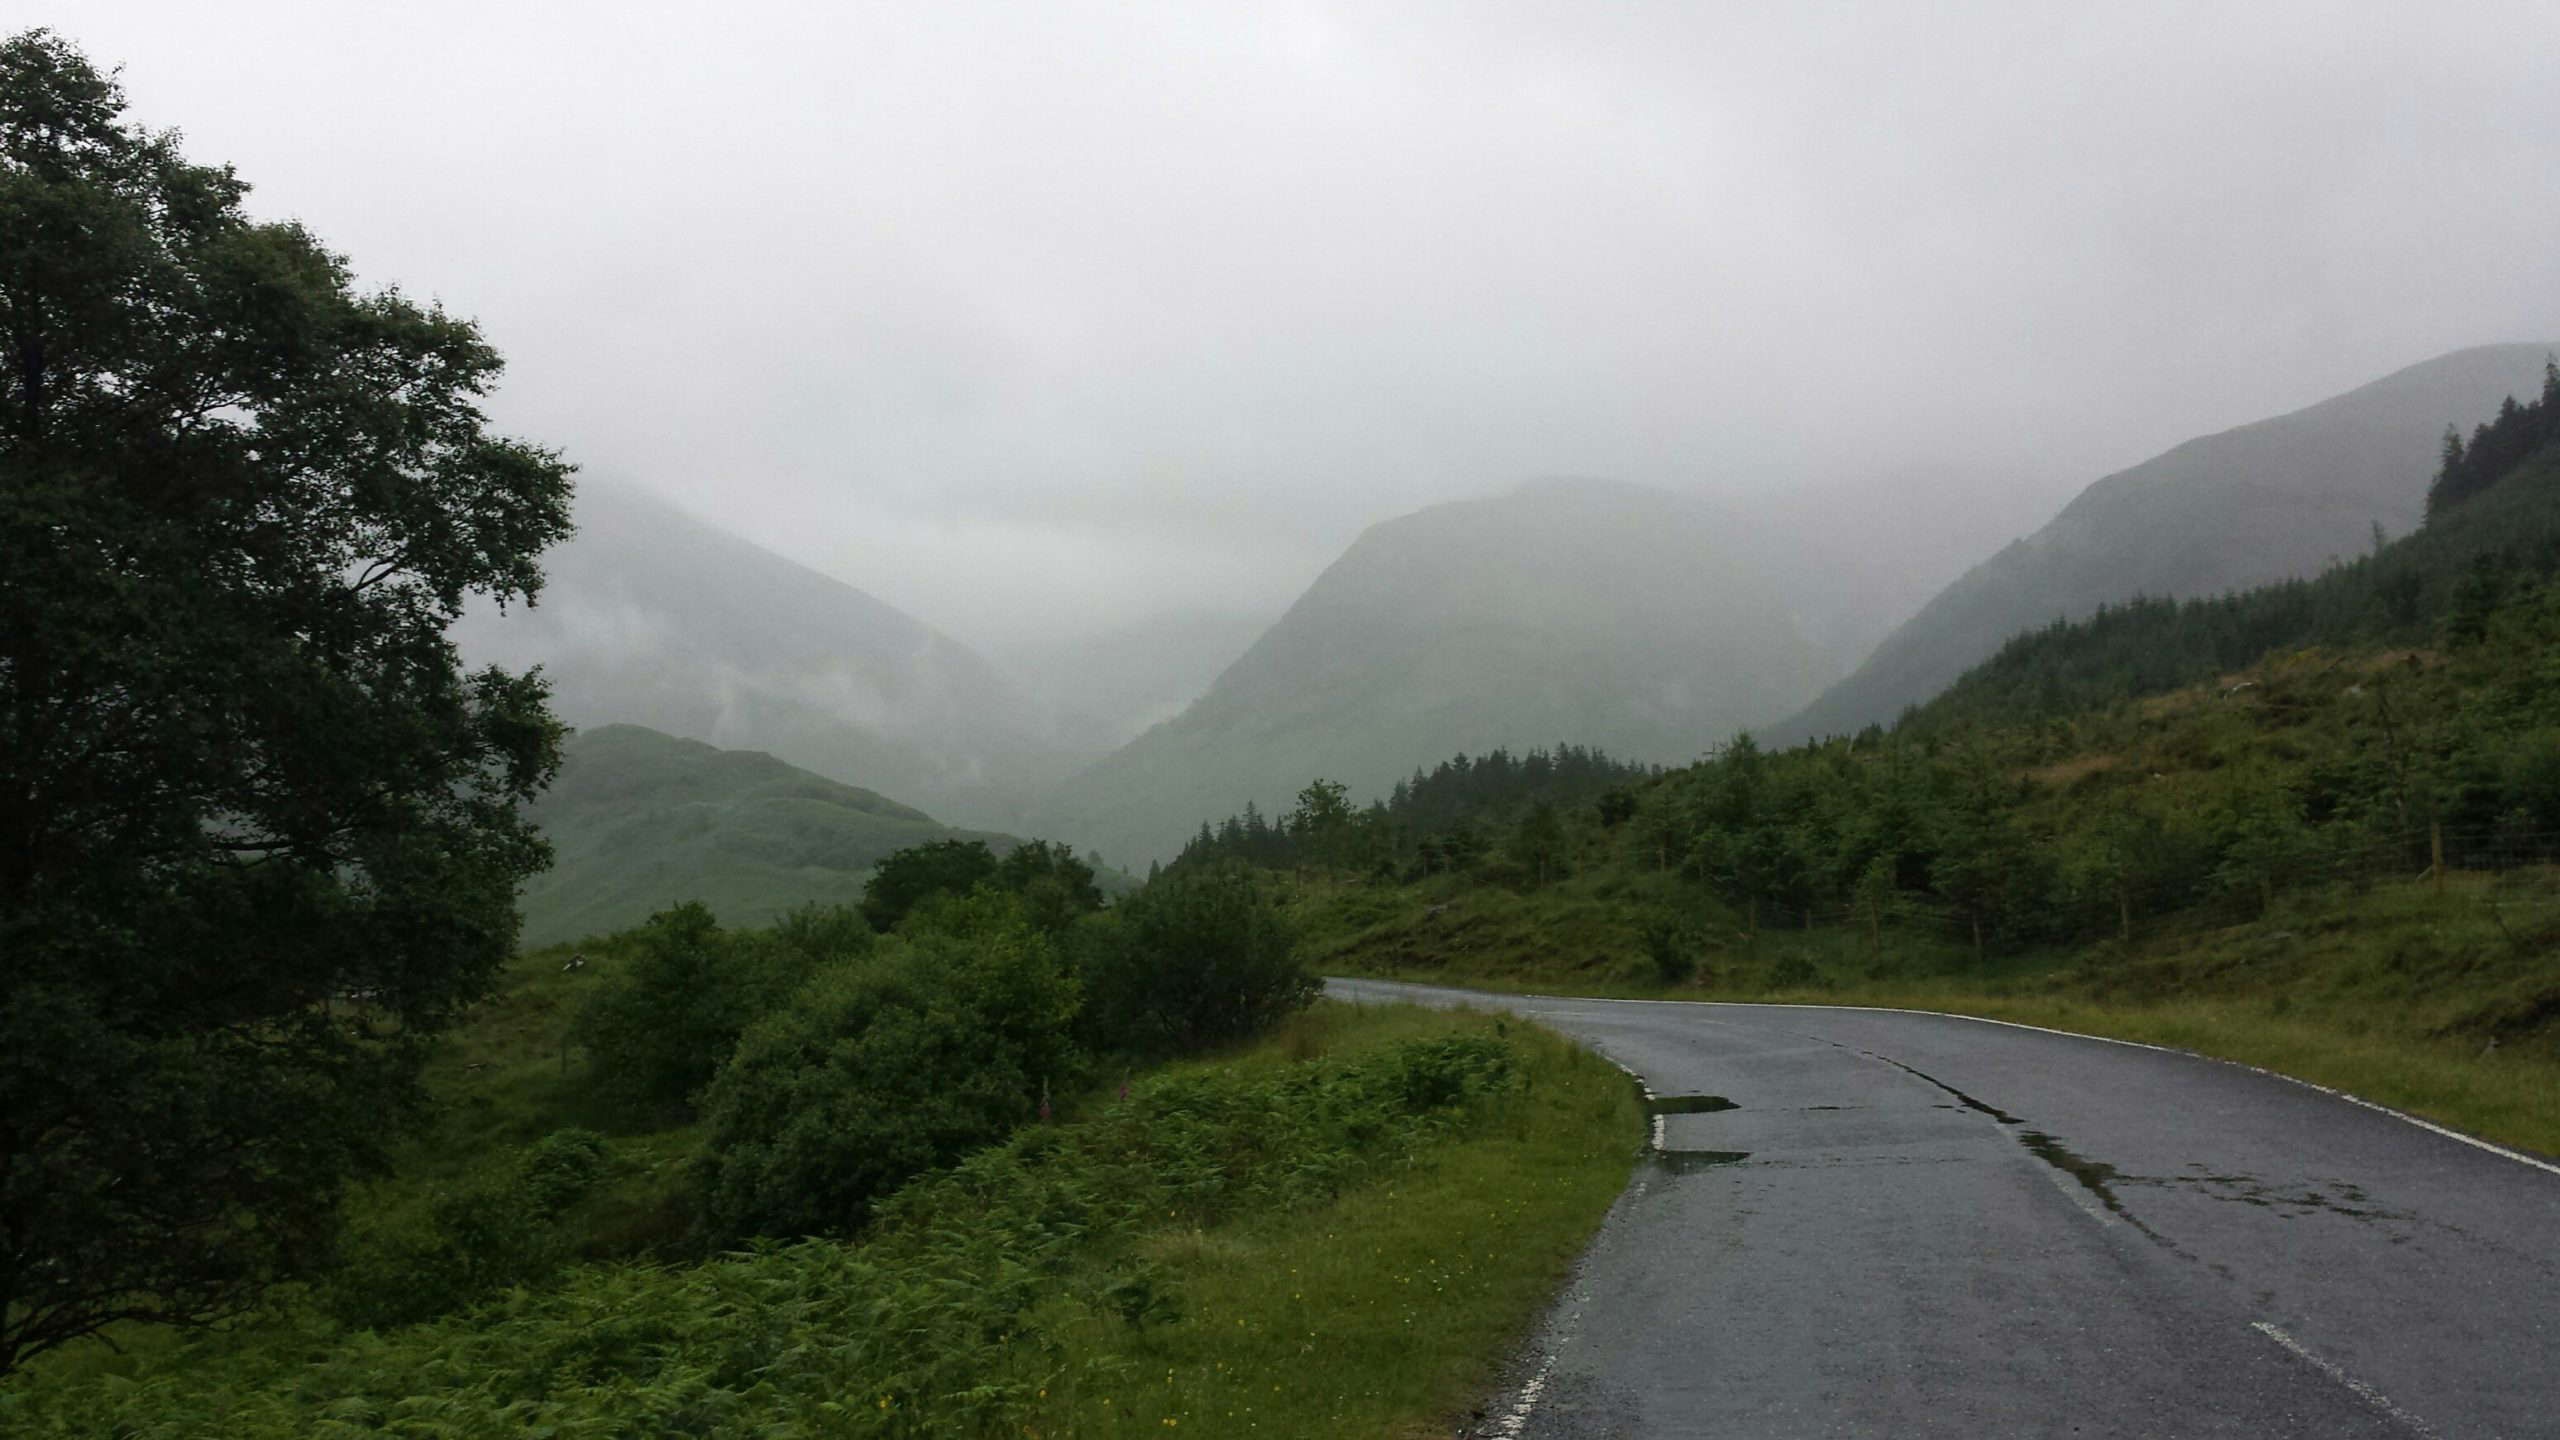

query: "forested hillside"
xmin=1776 ymin=343 xmax=2559 ymax=741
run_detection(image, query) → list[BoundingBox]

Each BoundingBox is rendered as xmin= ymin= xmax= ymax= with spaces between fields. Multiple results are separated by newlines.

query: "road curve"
xmin=1325 ymin=979 xmax=2559 ymax=1439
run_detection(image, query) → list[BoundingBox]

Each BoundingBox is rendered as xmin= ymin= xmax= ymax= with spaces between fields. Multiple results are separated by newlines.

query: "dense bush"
xmin=1074 ymin=864 xmax=1315 ymax=1056
xmin=694 ymin=897 xmax=1081 ymax=1242
xmin=990 ymin=839 xmax=1105 ymax=932
xmin=858 ymin=839 xmax=1001 ymax=931
xmin=861 ymin=838 xmax=1105 ymax=934
xmin=321 ymin=1129 xmax=612 ymax=1331
xmin=570 ymin=903 xmax=833 ymax=1117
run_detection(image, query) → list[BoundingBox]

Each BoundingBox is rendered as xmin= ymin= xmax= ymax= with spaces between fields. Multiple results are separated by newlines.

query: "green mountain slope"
xmin=517 ymin=725 xmax=1011 ymax=947
xmin=1035 ymin=478 xmax=1831 ymax=868
xmin=1914 ymin=437 xmax=2560 ymax=731
xmin=1775 ymin=343 xmax=2559 ymax=741
xmin=454 ymin=483 xmax=1099 ymax=832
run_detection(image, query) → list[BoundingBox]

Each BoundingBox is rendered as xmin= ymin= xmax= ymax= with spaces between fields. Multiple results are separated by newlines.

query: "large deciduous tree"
xmin=0 ymin=31 xmax=573 ymax=1372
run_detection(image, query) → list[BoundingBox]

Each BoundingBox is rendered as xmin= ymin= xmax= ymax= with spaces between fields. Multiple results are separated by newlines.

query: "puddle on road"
xmin=1866 ymin=1053 xmax=2026 ymax=1125
xmin=1646 ymin=1094 xmax=1739 ymax=1116
xmin=2018 ymin=1129 xmax=2131 ymax=1220
xmin=1649 ymin=1149 xmax=1753 ymax=1175
xmin=2161 ymin=1168 xmax=2401 ymax=1223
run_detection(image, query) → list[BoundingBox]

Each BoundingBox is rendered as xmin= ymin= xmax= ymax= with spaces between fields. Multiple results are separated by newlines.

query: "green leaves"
xmin=694 ymin=903 xmax=1082 ymax=1244
xmin=0 ymin=29 xmax=572 ymax=1371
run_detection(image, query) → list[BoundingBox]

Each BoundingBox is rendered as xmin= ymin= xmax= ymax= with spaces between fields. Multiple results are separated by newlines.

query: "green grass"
xmin=1311 ymin=868 xmax=2560 ymax=1160
xmin=1024 ymin=1003 xmax=1639 ymax=1438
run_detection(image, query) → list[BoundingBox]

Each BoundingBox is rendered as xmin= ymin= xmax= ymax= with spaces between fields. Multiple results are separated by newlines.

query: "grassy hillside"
xmin=1777 ymin=342 xmax=2558 ymax=741
xmin=517 ymin=724 xmax=1016 ymax=946
xmin=1037 ymin=478 xmax=1832 ymax=869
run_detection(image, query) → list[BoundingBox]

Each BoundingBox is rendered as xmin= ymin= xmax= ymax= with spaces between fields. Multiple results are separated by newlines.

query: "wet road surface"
xmin=1326 ymin=979 xmax=2560 ymax=1439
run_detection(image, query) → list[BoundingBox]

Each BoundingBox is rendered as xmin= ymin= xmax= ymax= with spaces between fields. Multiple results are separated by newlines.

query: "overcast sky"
xmin=44 ymin=1 xmax=2560 ymax=649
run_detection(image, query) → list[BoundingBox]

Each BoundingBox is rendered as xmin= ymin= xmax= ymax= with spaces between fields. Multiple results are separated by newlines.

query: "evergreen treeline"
xmin=1170 ymin=744 xmax=1657 ymax=875
xmin=2427 ymin=355 xmax=2560 ymax=522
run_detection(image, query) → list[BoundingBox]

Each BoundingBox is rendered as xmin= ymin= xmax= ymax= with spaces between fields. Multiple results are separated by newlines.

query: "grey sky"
xmin=47 ymin=0 xmax=2560 ymax=650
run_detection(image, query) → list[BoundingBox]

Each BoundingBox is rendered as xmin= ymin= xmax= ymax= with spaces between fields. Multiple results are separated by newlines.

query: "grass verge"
xmin=1027 ymin=1003 xmax=1638 ymax=1438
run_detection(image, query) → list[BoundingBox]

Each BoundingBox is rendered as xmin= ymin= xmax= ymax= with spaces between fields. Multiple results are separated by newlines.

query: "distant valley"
xmin=452 ymin=482 xmax=1102 ymax=833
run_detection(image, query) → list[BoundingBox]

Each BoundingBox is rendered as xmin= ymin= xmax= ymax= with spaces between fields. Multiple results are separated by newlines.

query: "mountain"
xmin=452 ymin=482 xmax=1094 ymax=830
xmin=515 ymin=724 xmax=1012 ymax=948
xmin=1772 ymin=343 xmax=2560 ymax=741
xmin=992 ymin=608 xmax=1277 ymax=750
xmin=1911 ymin=401 xmax=2560 ymax=734
xmin=1033 ymin=478 xmax=1832 ymax=867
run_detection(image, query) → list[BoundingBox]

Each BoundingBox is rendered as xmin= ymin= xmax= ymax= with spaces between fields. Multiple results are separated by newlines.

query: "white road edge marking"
xmin=1486 ymin=1353 xmax=1555 ymax=1439
xmin=2250 ymin=1321 xmax=2441 ymax=1437
xmin=1730 ymin=1001 xmax=2560 ymax=1182
xmin=1594 ymin=1052 xmax=1664 ymax=1151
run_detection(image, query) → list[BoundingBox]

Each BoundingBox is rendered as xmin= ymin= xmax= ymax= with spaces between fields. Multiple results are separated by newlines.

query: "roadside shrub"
xmin=695 ymin=900 xmax=1081 ymax=1243
xmin=1641 ymin=912 xmax=1704 ymax=985
xmin=1075 ymin=864 xmax=1314 ymax=1057
xmin=571 ymin=903 xmax=816 ymax=1117
xmin=1767 ymin=951 xmax=1819 ymax=989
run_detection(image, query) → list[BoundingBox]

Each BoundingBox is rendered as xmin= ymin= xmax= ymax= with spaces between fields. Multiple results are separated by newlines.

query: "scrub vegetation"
xmin=3 ymin=949 xmax=1636 ymax=1438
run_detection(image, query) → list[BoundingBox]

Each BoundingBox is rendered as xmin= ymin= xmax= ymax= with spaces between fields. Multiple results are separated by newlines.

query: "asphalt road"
xmin=1325 ymin=979 xmax=2560 ymax=1439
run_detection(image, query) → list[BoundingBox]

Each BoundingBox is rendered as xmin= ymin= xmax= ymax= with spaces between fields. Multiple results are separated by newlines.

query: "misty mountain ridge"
xmin=1033 ymin=477 xmax=1836 ymax=867
xmin=1772 ymin=342 xmax=2560 ymax=741
xmin=452 ymin=482 xmax=1103 ymax=830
